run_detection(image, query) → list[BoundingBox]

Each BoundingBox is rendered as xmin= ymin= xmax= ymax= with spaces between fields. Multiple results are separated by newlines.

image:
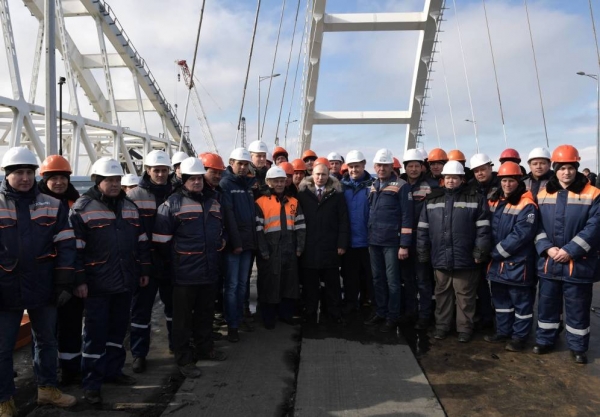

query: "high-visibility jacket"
xmin=0 ymin=181 xmax=75 ymax=311
xmin=535 ymin=173 xmax=600 ymax=283
xmin=487 ymin=189 xmax=538 ymax=286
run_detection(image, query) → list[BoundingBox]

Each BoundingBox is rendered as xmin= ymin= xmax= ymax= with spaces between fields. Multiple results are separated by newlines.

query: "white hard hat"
xmin=229 ymin=147 xmax=252 ymax=162
xmin=441 ymin=160 xmax=465 ymax=176
xmin=418 ymin=148 xmax=429 ymax=160
xmin=403 ymin=149 xmax=424 ymax=163
xmin=1 ymin=147 xmax=39 ymax=169
xmin=121 ymin=173 xmax=140 ymax=186
xmin=91 ymin=157 xmax=124 ymax=177
xmin=527 ymin=147 xmax=552 ymax=162
xmin=470 ymin=153 xmax=493 ymax=169
xmin=180 ymin=157 xmax=207 ymax=175
xmin=327 ymin=152 xmax=343 ymax=162
xmin=145 ymin=150 xmax=171 ymax=167
xmin=266 ymin=166 xmax=287 ymax=179
xmin=345 ymin=150 xmax=366 ymax=164
xmin=248 ymin=140 xmax=269 ymax=154
xmin=171 ymin=151 xmax=189 ymax=167
xmin=373 ymin=148 xmax=394 ymax=164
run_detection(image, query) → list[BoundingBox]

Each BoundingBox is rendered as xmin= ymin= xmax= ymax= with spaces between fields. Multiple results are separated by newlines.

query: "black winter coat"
xmin=220 ymin=167 xmax=257 ymax=251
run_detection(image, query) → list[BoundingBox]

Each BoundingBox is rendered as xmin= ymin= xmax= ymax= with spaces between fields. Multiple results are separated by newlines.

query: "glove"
xmin=54 ymin=287 xmax=72 ymax=307
xmin=473 ymin=247 xmax=490 ymax=263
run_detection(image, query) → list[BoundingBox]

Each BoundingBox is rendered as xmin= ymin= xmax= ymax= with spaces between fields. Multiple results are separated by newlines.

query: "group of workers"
xmin=0 ymin=138 xmax=598 ymax=417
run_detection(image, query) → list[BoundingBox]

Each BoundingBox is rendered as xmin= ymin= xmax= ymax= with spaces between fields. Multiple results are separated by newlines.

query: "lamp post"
xmin=284 ymin=119 xmax=298 ymax=149
xmin=577 ymin=71 xmax=600 ymax=174
xmin=58 ymin=77 xmax=66 ymax=156
xmin=465 ymin=119 xmax=479 ymax=153
xmin=258 ymin=73 xmax=280 ymax=141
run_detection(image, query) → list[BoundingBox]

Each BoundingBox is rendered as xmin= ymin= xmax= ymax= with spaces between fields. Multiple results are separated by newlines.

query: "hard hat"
xmin=266 ymin=166 xmax=287 ymax=179
xmin=272 ymin=146 xmax=288 ymax=160
xmin=91 ymin=157 xmax=124 ymax=177
xmin=40 ymin=155 xmax=72 ymax=175
xmin=1 ymin=147 xmax=38 ymax=170
xmin=145 ymin=150 xmax=171 ymax=167
xmin=428 ymin=148 xmax=448 ymax=162
xmin=327 ymin=152 xmax=343 ymax=162
xmin=551 ymin=144 xmax=580 ymax=164
xmin=470 ymin=153 xmax=493 ymax=169
xmin=527 ymin=147 xmax=552 ymax=162
xmin=200 ymin=153 xmax=226 ymax=171
xmin=229 ymin=147 xmax=252 ymax=162
xmin=373 ymin=148 xmax=394 ymax=164
xmin=345 ymin=150 xmax=366 ymax=164
xmin=279 ymin=162 xmax=294 ymax=176
xmin=121 ymin=173 xmax=140 ymax=186
xmin=248 ymin=140 xmax=269 ymax=154
xmin=441 ymin=160 xmax=465 ymax=176
xmin=448 ymin=149 xmax=467 ymax=163
xmin=497 ymin=162 xmax=522 ymax=177
xmin=314 ymin=157 xmax=329 ymax=167
xmin=302 ymin=149 xmax=318 ymax=161
xmin=171 ymin=151 xmax=189 ymax=167
xmin=341 ymin=163 xmax=348 ymax=174
xmin=417 ymin=148 xmax=429 ymax=161
xmin=393 ymin=157 xmax=402 ymax=169
xmin=291 ymin=158 xmax=307 ymax=171
xmin=180 ymin=157 xmax=207 ymax=175
xmin=403 ymin=149 xmax=424 ymax=164
xmin=499 ymin=148 xmax=521 ymax=163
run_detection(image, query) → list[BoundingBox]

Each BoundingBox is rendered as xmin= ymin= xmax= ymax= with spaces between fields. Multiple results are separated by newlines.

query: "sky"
xmin=0 ymin=0 xmax=599 ymax=171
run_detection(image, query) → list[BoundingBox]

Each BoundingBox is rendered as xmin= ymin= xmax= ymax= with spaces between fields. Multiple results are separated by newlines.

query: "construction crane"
xmin=176 ymin=59 xmax=218 ymax=153
xmin=240 ymin=117 xmax=247 ymax=148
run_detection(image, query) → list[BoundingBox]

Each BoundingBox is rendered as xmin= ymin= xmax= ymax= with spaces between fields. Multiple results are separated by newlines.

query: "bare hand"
xmin=218 ymin=239 xmax=226 ymax=251
xmin=139 ymin=276 xmax=149 ymax=287
xmin=546 ymin=247 xmax=559 ymax=259
xmin=296 ymin=251 xmax=302 ymax=257
xmin=337 ymin=248 xmax=346 ymax=256
xmin=474 ymin=258 xmax=483 ymax=264
xmin=73 ymin=284 xmax=88 ymax=299
xmin=554 ymin=248 xmax=571 ymax=263
xmin=398 ymin=247 xmax=409 ymax=260
xmin=232 ymin=247 xmax=243 ymax=255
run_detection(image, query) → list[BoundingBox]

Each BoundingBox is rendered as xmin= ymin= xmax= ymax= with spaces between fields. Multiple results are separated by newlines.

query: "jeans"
xmin=224 ymin=250 xmax=253 ymax=328
xmin=369 ymin=245 xmax=401 ymax=321
xmin=0 ymin=305 xmax=58 ymax=402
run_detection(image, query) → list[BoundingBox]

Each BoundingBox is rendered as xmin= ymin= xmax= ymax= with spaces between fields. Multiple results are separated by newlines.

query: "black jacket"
xmin=220 ymin=167 xmax=257 ymax=251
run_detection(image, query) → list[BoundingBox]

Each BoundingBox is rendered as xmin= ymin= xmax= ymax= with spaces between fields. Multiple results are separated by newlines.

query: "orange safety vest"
xmin=256 ymin=195 xmax=299 ymax=234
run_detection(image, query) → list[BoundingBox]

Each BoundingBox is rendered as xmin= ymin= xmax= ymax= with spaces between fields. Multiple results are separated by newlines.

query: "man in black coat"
xmin=297 ymin=162 xmax=350 ymax=324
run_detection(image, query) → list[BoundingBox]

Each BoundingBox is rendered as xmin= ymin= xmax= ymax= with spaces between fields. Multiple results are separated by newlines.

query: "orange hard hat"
xmin=393 ymin=157 xmax=402 ymax=169
xmin=499 ymin=148 xmax=521 ymax=163
xmin=40 ymin=155 xmax=72 ymax=175
xmin=302 ymin=149 xmax=318 ymax=161
xmin=314 ymin=157 xmax=329 ymax=167
xmin=273 ymin=146 xmax=288 ymax=160
xmin=291 ymin=158 xmax=307 ymax=171
xmin=551 ymin=145 xmax=580 ymax=164
xmin=341 ymin=163 xmax=348 ymax=174
xmin=279 ymin=161 xmax=294 ymax=176
xmin=497 ymin=161 xmax=522 ymax=177
xmin=448 ymin=149 xmax=466 ymax=163
xmin=200 ymin=152 xmax=226 ymax=171
xmin=428 ymin=148 xmax=448 ymax=162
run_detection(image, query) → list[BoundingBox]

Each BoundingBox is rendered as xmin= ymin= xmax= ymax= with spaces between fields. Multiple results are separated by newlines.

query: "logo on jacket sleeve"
xmin=526 ymin=213 xmax=535 ymax=224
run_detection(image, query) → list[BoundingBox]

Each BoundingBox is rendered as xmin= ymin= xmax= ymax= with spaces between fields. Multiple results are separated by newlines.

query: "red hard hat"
xmin=200 ymin=152 xmax=226 ymax=171
xmin=279 ymin=162 xmax=294 ymax=176
xmin=393 ymin=157 xmax=402 ymax=169
xmin=448 ymin=149 xmax=466 ymax=163
xmin=291 ymin=158 xmax=307 ymax=171
xmin=314 ymin=157 xmax=329 ymax=167
xmin=40 ymin=155 xmax=72 ymax=175
xmin=273 ymin=146 xmax=288 ymax=161
xmin=499 ymin=148 xmax=521 ymax=163
xmin=428 ymin=148 xmax=448 ymax=162
xmin=551 ymin=145 xmax=580 ymax=164
xmin=497 ymin=161 xmax=522 ymax=177
xmin=302 ymin=149 xmax=317 ymax=161
xmin=341 ymin=163 xmax=348 ymax=174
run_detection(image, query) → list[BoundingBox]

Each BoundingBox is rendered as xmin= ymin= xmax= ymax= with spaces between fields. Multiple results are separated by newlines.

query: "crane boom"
xmin=176 ymin=59 xmax=218 ymax=153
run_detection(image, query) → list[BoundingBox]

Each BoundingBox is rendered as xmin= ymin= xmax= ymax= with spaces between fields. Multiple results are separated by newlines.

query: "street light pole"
xmin=258 ymin=74 xmax=280 ymax=141
xmin=58 ymin=77 xmax=66 ymax=156
xmin=577 ymin=71 xmax=600 ymax=174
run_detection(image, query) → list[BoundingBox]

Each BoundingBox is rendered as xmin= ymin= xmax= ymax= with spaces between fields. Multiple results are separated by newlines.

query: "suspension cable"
xmin=589 ymin=0 xmax=600 ymax=71
xmin=524 ymin=0 xmax=549 ymax=148
xmin=482 ymin=0 xmax=508 ymax=146
xmin=260 ymin=0 xmax=287 ymax=141
xmin=234 ymin=0 xmax=262 ymax=148
xmin=438 ymin=43 xmax=458 ymax=148
xmin=274 ymin=0 xmax=302 ymax=144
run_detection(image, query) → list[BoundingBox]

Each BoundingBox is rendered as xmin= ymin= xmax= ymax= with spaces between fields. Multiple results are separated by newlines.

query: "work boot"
xmin=484 ymin=333 xmax=509 ymax=343
xmin=363 ymin=314 xmax=385 ymax=326
xmin=107 ymin=373 xmax=137 ymax=386
xmin=433 ymin=329 xmax=448 ymax=340
xmin=37 ymin=386 xmax=76 ymax=407
xmin=83 ymin=390 xmax=102 ymax=405
xmin=132 ymin=357 xmax=146 ymax=373
xmin=571 ymin=350 xmax=588 ymax=364
xmin=379 ymin=320 xmax=398 ymax=333
xmin=532 ymin=344 xmax=554 ymax=355
xmin=458 ymin=332 xmax=472 ymax=343
xmin=179 ymin=363 xmax=202 ymax=379
xmin=196 ymin=349 xmax=228 ymax=362
xmin=414 ymin=317 xmax=430 ymax=330
xmin=505 ymin=339 xmax=526 ymax=352
xmin=0 ymin=398 xmax=16 ymax=417
xmin=227 ymin=327 xmax=240 ymax=343
xmin=240 ymin=319 xmax=255 ymax=332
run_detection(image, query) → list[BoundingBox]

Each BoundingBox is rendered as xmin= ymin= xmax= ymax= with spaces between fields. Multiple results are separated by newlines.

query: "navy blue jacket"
xmin=535 ymin=173 xmax=600 ymax=283
xmin=153 ymin=188 xmax=225 ymax=286
xmin=469 ymin=172 xmax=500 ymax=201
xmin=487 ymin=187 xmax=538 ymax=286
xmin=407 ymin=174 xmax=439 ymax=245
xmin=341 ymin=171 xmax=373 ymax=248
xmin=368 ymin=173 xmax=413 ymax=247
xmin=70 ymin=187 xmax=151 ymax=296
xmin=0 ymin=182 xmax=75 ymax=311
xmin=417 ymin=185 xmax=492 ymax=270
xmin=523 ymin=170 xmax=553 ymax=202
xmin=220 ymin=167 xmax=257 ymax=251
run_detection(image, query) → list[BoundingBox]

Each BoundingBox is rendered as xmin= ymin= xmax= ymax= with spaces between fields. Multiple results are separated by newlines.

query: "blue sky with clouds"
xmin=0 ymin=0 xmax=599 ymax=170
